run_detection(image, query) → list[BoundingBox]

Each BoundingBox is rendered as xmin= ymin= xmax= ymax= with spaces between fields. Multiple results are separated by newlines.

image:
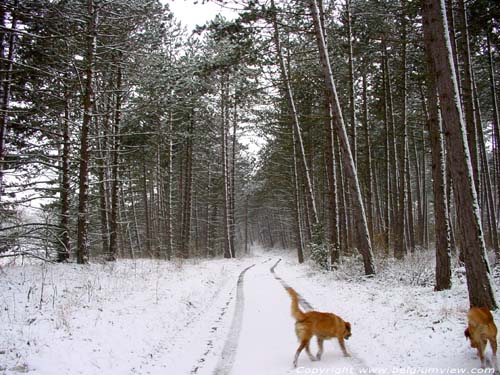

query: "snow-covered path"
xmin=230 ymin=258 xmax=298 ymax=374
xmin=214 ymin=258 xmax=361 ymax=375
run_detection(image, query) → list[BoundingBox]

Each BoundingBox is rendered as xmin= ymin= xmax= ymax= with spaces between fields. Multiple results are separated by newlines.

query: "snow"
xmin=1 ymin=248 xmax=498 ymax=374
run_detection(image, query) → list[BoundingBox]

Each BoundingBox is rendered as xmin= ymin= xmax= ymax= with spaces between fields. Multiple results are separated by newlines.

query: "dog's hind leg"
xmin=489 ymin=337 xmax=498 ymax=371
xmin=293 ymin=340 xmax=308 ymax=367
xmin=316 ymin=337 xmax=324 ymax=360
xmin=293 ymin=339 xmax=316 ymax=367
xmin=305 ymin=340 xmax=316 ymax=362
xmin=338 ymin=337 xmax=350 ymax=357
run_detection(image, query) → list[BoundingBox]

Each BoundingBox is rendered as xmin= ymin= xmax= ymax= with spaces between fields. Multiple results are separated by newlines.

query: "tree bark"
xmin=107 ymin=61 xmax=122 ymax=262
xmin=270 ymin=0 xmax=319 ymax=227
xmin=424 ymin=76 xmax=452 ymax=290
xmin=0 ymin=0 xmax=16 ymax=201
xmin=308 ymin=0 xmax=376 ymax=275
xmin=457 ymin=0 xmax=480 ymax=198
xmin=421 ymin=0 xmax=497 ymax=308
xmin=221 ymin=77 xmax=232 ymax=258
xmin=324 ymin=99 xmax=340 ymax=265
xmin=58 ymin=80 xmax=71 ymax=262
xmin=76 ymin=0 xmax=95 ymax=264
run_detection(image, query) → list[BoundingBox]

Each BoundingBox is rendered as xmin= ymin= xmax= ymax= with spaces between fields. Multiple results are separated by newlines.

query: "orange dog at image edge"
xmin=465 ymin=307 xmax=498 ymax=370
xmin=286 ymin=287 xmax=351 ymax=367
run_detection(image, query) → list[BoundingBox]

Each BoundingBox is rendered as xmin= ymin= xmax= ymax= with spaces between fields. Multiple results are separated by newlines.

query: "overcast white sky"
xmin=165 ymin=0 xmax=237 ymax=31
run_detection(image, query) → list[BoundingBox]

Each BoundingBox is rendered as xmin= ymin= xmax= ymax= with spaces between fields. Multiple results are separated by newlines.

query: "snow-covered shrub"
xmin=379 ymin=250 xmax=435 ymax=287
xmin=307 ymin=224 xmax=331 ymax=271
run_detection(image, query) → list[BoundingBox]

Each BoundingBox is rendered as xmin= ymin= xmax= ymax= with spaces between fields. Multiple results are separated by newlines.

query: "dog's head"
xmin=344 ymin=322 xmax=352 ymax=340
xmin=465 ymin=327 xmax=479 ymax=348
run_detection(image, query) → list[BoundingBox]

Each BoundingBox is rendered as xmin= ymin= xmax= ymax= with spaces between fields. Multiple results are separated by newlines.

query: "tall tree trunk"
xmin=128 ymin=168 xmax=143 ymax=255
xmin=421 ymin=0 xmax=497 ymax=309
xmin=181 ymin=114 xmax=194 ymax=259
xmin=76 ymin=0 xmax=95 ymax=264
xmin=221 ymin=78 xmax=232 ymax=258
xmin=324 ymin=99 xmax=340 ymax=265
xmin=457 ymin=0 xmax=480 ymax=198
xmin=424 ymin=75 xmax=452 ymax=290
xmin=142 ymin=153 xmax=152 ymax=256
xmin=381 ymin=39 xmax=391 ymax=253
xmin=230 ymin=101 xmax=238 ymax=257
xmin=244 ymin=195 xmax=249 ymax=254
xmin=58 ymin=80 xmax=71 ymax=262
xmin=107 ymin=61 xmax=122 ymax=262
xmin=362 ymin=68 xmax=374 ymax=242
xmin=308 ymin=0 xmax=376 ymax=275
xmin=346 ymin=0 xmax=357 ymax=168
xmin=0 ymin=0 xmax=16 ymax=201
xmin=166 ymin=112 xmax=173 ymax=260
xmin=292 ymin=121 xmax=305 ymax=263
xmin=473 ymin=77 xmax=499 ymax=257
xmin=486 ymin=32 xmax=500 ymax=218
xmin=270 ymin=0 xmax=319 ymax=226
xmin=97 ymin=94 xmax=110 ymax=258
xmin=395 ymin=1 xmax=408 ymax=259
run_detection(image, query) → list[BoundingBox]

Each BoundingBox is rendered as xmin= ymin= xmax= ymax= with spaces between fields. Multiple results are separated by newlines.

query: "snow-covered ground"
xmin=0 ymin=248 xmax=498 ymax=374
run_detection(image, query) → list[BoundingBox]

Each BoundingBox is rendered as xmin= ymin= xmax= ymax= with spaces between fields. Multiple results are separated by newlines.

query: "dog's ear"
xmin=464 ymin=327 xmax=470 ymax=339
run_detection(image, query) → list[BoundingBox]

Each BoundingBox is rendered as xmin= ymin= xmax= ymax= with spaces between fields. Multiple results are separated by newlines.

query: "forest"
xmin=1 ymin=0 xmax=500 ymax=312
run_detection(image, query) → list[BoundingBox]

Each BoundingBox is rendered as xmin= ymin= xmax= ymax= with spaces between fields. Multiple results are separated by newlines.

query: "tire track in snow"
xmin=270 ymin=258 xmax=370 ymax=374
xmin=209 ymin=263 xmax=255 ymax=375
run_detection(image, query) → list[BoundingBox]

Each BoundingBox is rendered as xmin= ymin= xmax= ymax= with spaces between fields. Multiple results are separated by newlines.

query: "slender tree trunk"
xmin=472 ymin=77 xmax=499 ymax=257
xmin=457 ymin=0 xmax=480 ymax=198
xmin=142 ymin=153 xmax=152 ymax=256
xmin=166 ymin=112 xmax=173 ymax=260
xmin=381 ymin=39 xmax=391 ymax=253
xmin=204 ymin=163 xmax=211 ymax=257
xmin=97 ymin=94 xmax=110 ymax=258
xmin=421 ymin=0 xmax=497 ymax=308
xmin=270 ymin=0 xmax=319 ymax=226
xmin=346 ymin=0 xmax=357 ymax=168
xmin=181 ymin=115 xmax=194 ymax=259
xmin=230 ymin=101 xmax=238 ymax=257
xmin=292 ymin=126 xmax=305 ymax=263
xmin=107 ymin=62 xmax=122 ymax=262
xmin=244 ymin=195 xmax=249 ymax=254
xmin=58 ymin=81 xmax=71 ymax=262
xmin=76 ymin=0 xmax=95 ymax=264
xmin=486 ymin=32 xmax=500 ymax=218
xmin=0 ymin=0 xmax=16 ymax=200
xmin=221 ymin=78 xmax=232 ymax=258
xmin=128 ymin=169 xmax=143 ymax=255
xmin=308 ymin=0 xmax=375 ymax=275
xmin=395 ymin=1 xmax=408 ymax=259
xmin=362 ymin=68 xmax=374 ymax=242
xmin=324 ymin=99 xmax=339 ymax=265
xmin=424 ymin=75 xmax=452 ymax=290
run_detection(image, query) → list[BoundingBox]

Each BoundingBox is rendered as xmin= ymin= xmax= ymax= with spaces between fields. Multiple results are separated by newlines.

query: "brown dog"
xmin=286 ymin=287 xmax=351 ymax=367
xmin=465 ymin=307 xmax=498 ymax=369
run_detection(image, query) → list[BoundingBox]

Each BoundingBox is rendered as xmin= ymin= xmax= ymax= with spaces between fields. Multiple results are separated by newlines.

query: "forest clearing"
xmin=1 ymin=0 xmax=500 ymax=373
xmin=1 ymin=248 xmax=499 ymax=374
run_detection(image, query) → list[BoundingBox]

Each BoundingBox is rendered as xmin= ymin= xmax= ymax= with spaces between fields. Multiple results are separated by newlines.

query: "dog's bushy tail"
xmin=286 ymin=287 xmax=305 ymax=321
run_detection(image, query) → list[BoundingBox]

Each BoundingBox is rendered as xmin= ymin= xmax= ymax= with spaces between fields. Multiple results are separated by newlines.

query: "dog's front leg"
xmin=477 ymin=341 xmax=487 ymax=369
xmin=305 ymin=340 xmax=317 ymax=362
xmin=316 ymin=337 xmax=324 ymax=360
xmin=338 ymin=337 xmax=350 ymax=357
